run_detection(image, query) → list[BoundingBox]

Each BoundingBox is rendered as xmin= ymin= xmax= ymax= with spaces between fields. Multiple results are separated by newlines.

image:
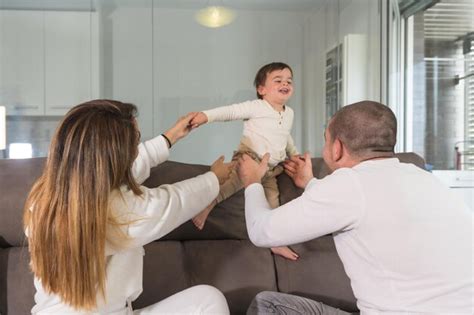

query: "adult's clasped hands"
xmin=163 ymin=112 xmax=200 ymax=146
xmin=163 ymin=112 xmax=234 ymax=184
xmin=237 ymin=152 xmax=315 ymax=189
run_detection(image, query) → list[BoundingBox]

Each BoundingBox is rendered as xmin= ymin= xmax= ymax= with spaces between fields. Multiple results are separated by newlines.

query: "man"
xmin=238 ymin=101 xmax=472 ymax=314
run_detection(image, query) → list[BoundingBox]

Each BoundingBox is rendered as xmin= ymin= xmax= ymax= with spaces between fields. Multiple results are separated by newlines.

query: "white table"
xmin=432 ymin=170 xmax=474 ymax=211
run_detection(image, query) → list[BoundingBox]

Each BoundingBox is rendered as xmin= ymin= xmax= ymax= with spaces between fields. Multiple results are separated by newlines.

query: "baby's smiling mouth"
xmin=279 ymin=88 xmax=290 ymax=94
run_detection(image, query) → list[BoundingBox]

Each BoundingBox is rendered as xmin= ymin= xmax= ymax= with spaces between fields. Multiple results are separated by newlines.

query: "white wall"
xmin=339 ymin=0 xmax=380 ymax=103
xmin=98 ymin=0 xmax=381 ymax=165
xmin=99 ymin=1 xmax=154 ymax=142
xmin=301 ymin=0 xmax=381 ymax=156
xmin=153 ymin=8 xmax=304 ymax=164
xmin=100 ymin=3 xmax=306 ymax=165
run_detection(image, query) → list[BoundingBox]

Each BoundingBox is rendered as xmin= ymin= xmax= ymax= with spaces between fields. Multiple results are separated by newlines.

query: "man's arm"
xmin=244 ymin=171 xmax=364 ymax=247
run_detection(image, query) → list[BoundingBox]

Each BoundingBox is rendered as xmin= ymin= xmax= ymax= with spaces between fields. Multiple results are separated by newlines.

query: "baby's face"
xmin=258 ymin=68 xmax=293 ymax=105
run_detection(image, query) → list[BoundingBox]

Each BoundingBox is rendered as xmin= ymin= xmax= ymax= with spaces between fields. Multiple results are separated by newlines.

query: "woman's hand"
xmin=210 ymin=156 xmax=234 ymax=185
xmin=189 ymin=112 xmax=208 ymax=128
xmin=284 ymin=152 xmax=314 ymax=189
xmin=163 ymin=112 xmax=199 ymax=146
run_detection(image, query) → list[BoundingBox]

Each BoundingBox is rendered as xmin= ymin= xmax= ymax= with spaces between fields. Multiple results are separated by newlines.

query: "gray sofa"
xmin=0 ymin=153 xmax=425 ymax=315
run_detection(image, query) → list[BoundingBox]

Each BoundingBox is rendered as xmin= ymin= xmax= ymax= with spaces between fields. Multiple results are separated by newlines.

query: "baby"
xmin=190 ymin=62 xmax=300 ymax=261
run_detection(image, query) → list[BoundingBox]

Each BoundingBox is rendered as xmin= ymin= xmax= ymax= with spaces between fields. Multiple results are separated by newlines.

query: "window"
xmin=402 ymin=0 xmax=474 ymax=170
xmin=458 ymin=37 xmax=474 ymax=169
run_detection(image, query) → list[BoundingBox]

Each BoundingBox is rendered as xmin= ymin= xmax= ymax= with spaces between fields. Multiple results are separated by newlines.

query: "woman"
xmin=24 ymin=100 xmax=232 ymax=314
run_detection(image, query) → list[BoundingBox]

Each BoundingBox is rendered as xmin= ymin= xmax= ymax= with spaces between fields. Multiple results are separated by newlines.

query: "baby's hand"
xmin=190 ymin=112 xmax=208 ymax=128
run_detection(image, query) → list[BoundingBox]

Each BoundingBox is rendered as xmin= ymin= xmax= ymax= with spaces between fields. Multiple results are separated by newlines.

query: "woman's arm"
xmin=132 ymin=136 xmax=170 ymax=184
xmin=120 ymin=156 xmax=233 ymax=246
xmin=131 ymin=113 xmax=198 ymax=184
xmin=123 ymin=171 xmax=220 ymax=246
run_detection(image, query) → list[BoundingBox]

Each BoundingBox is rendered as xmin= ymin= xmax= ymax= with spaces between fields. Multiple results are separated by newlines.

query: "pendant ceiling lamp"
xmin=195 ymin=5 xmax=235 ymax=28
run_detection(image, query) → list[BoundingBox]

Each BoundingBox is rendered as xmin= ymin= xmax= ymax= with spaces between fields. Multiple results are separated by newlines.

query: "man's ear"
xmin=333 ymin=138 xmax=343 ymax=162
xmin=257 ymin=85 xmax=266 ymax=97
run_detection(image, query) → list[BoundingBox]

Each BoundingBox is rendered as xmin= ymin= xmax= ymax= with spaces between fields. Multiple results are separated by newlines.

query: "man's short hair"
xmin=328 ymin=101 xmax=397 ymax=158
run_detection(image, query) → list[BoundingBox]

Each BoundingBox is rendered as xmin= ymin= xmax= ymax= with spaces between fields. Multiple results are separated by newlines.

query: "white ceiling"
xmin=150 ymin=0 xmax=327 ymax=11
xmin=0 ymin=0 xmax=327 ymax=12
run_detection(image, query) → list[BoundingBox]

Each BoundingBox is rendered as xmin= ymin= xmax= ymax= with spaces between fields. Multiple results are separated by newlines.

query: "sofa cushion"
xmin=143 ymin=161 xmax=250 ymax=240
xmin=134 ymin=240 xmax=277 ymax=315
xmin=275 ymin=237 xmax=358 ymax=312
xmin=133 ymin=241 xmax=188 ymax=309
xmin=144 ymin=159 xmax=330 ymax=241
xmin=0 ymin=240 xmax=276 ymax=315
xmin=0 ymin=154 xmax=425 ymax=247
xmin=0 ymin=158 xmax=45 ymax=248
xmin=0 ymin=247 xmax=35 ymax=315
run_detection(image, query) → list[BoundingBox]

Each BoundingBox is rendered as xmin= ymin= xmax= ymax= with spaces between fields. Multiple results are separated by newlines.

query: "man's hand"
xmin=284 ymin=152 xmax=314 ymax=189
xmin=237 ymin=153 xmax=270 ymax=188
xmin=210 ymin=156 xmax=234 ymax=185
xmin=163 ymin=112 xmax=199 ymax=145
xmin=189 ymin=112 xmax=208 ymax=128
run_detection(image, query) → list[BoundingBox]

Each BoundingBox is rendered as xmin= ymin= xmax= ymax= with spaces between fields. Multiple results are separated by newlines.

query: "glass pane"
xmin=405 ymin=0 xmax=474 ymax=170
xmin=0 ymin=0 xmax=381 ymax=162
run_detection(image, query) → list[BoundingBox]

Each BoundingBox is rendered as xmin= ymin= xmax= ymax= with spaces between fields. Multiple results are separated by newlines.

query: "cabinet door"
xmin=44 ymin=11 xmax=91 ymax=115
xmin=0 ymin=10 xmax=45 ymax=116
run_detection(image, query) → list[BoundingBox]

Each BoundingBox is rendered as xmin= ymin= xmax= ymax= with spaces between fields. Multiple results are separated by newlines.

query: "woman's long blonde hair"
xmin=24 ymin=100 xmax=143 ymax=310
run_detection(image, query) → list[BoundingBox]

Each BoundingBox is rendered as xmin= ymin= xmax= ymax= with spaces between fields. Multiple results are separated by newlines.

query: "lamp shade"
xmin=195 ymin=6 xmax=235 ymax=28
xmin=0 ymin=106 xmax=5 ymax=150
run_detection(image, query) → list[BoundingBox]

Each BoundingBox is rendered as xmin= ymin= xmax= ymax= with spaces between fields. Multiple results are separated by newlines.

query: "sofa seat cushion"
xmin=0 ymin=158 xmax=45 ymax=248
xmin=134 ymin=239 xmax=277 ymax=315
xmin=1 ymin=240 xmax=276 ymax=315
xmin=274 ymin=237 xmax=358 ymax=312
xmin=0 ymin=247 xmax=36 ymax=315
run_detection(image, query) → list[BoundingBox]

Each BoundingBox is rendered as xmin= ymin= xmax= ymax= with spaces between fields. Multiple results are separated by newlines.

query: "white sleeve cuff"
xmin=202 ymin=110 xmax=214 ymax=123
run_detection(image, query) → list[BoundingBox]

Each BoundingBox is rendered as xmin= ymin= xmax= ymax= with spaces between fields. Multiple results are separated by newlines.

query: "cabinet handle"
xmin=14 ymin=106 xmax=39 ymax=109
xmin=49 ymin=106 xmax=71 ymax=109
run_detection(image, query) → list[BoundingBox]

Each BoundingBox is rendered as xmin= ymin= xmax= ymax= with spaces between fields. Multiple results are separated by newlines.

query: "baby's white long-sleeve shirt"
xmin=203 ymin=99 xmax=299 ymax=166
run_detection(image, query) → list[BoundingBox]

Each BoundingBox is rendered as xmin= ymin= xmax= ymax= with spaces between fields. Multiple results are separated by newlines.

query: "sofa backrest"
xmin=0 ymin=153 xmax=425 ymax=248
xmin=0 ymin=153 xmax=425 ymax=315
xmin=0 ymin=158 xmax=45 ymax=248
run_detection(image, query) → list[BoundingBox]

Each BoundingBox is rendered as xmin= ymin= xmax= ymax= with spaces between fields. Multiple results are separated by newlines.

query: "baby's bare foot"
xmin=271 ymin=246 xmax=299 ymax=261
xmin=192 ymin=200 xmax=217 ymax=230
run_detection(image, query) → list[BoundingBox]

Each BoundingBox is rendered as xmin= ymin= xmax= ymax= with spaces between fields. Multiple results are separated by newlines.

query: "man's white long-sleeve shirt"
xmin=31 ymin=135 xmax=220 ymax=315
xmin=245 ymin=158 xmax=473 ymax=314
xmin=203 ymin=99 xmax=298 ymax=166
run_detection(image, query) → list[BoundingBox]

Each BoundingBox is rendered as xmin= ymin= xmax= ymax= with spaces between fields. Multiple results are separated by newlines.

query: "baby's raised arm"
xmin=196 ymin=100 xmax=257 ymax=125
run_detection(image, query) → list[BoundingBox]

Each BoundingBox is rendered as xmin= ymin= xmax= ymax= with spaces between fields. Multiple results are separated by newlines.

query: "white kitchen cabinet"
xmin=44 ymin=11 xmax=94 ymax=115
xmin=0 ymin=10 xmax=45 ymax=115
xmin=0 ymin=9 xmax=98 ymax=116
